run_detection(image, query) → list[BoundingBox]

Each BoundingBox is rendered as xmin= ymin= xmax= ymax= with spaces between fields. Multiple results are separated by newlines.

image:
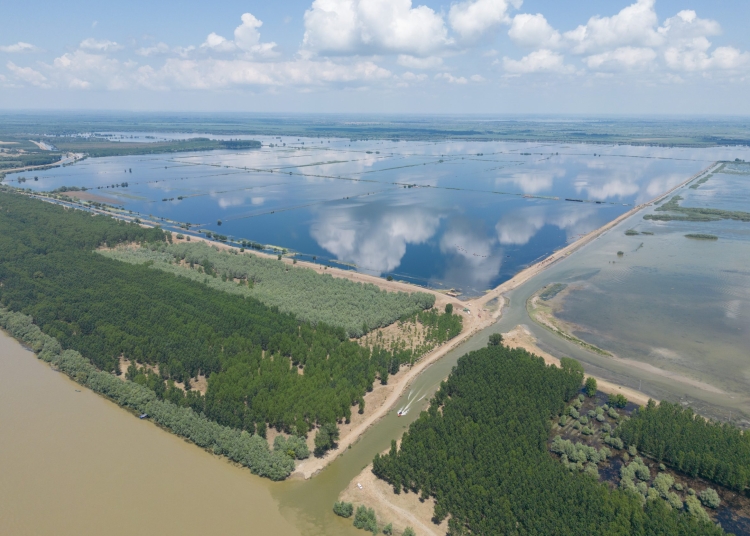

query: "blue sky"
xmin=1 ymin=0 xmax=749 ymax=114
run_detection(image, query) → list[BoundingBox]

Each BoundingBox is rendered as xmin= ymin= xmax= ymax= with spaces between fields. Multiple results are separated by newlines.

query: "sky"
xmin=1 ymin=0 xmax=749 ymax=114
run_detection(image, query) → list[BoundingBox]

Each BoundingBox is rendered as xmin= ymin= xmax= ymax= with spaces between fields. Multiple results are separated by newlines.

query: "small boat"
xmin=397 ymin=410 xmax=407 ymax=417
xmin=139 ymin=414 xmax=149 ymax=419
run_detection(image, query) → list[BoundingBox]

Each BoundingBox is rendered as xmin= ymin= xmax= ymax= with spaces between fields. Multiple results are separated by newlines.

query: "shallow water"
xmin=13 ymin=138 xmax=750 ymax=295
xmin=490 ymin=164 xmax=750 ymax=426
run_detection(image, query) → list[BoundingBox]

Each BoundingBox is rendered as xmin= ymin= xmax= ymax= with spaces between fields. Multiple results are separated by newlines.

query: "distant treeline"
xmin=51 ymin=137 xmax=260 ymax=157
xmin=100 ymin=241 xmax=435 ymax=337
xmin=0 ymin=153 xmax=62 ymax=170
xmin=372 ymin=345 xmax=723 ymax=535
xmin=0 ymin=191 xmax=457 ymax=443
xmin=0 ymin=307 xmax=295 ymax=480
xmin=616 ymin=401 xmax=750 ymax=491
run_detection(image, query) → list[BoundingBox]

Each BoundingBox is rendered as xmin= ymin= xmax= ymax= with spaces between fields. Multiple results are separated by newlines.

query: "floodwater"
xmin=0 ymin=318 xmax=486 ymax=536
xmin=0 ymin=331 xmax=300 ymax=536
xmin=5 ymin=139 xmax=750 ymax=533
xmin=13 ymin=138 xmax=750 ymax=295
xmin=489 ymin=163 xmax=750 ymax=426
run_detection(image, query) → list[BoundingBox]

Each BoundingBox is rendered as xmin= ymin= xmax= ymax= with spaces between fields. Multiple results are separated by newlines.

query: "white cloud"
xmin=665 ymin=39 xmax=750 ymax=71
xmin=52 ymin=50 xmax=132 ymax=90
xmin=397 ymin=55 xmax=443 ymax=70
xmin=448 ymin=0 xmax=520 ymax=40
xmin=303 ymin=0 xmax=450 ymax=56
xmin=79 ymin=38 xmax=123 ymax=52
xmin=564 ymin=0 xmax=662 ymax=55
xmin=436 ymin=72 xmax=468 ymax=84
xmin=470 ymin=74 xmax=485 ymax=82
xmin=585 ymin=46 xmax=656 ymax=70
xmin=140 ymin=57 xmax=392 ymax=90
xmin=658 ymin=10 xmax=721 ymax=42
xmin=401 ymin=71 xmax=427 ymax=81
xmin=503 ymin=49 xmax=574 ymax=74
xmin=136 ymin=42 xmax=170 ymax=57
xmin=0 ymin=42 xmax=39 ymax=53
xmin=6 ymin=61 xmax=48 ymax=87
xmin=201 ymin=13 xmax=277 ymax=57
xmin=508 ymin=14 xmax=561 ymax=49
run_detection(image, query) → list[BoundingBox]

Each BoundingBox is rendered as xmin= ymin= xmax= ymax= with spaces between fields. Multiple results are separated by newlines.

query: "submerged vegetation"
xmin=0 ymin=191 xmax=459 ymax=455
xmin=685 ymin=234 xmax=718 ymax=240
xmin=539 ymin=282 xmax=568 ymax=301
xmin=99 ymin=241 xmax=435 ymax=338
xmin=645 ymin=195 xmax=750 ymax=223
xmin=372 ymin=344 xmax=722 ymax=534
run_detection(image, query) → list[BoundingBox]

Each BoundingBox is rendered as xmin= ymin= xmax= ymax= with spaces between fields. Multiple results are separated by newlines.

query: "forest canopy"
xmin=372 ymin=345 xmax=724 ymax=535
xmin=616 ymin=400 xmax=750 ymax=491
xmin=0 ymin=190 xmax=456 ymax=439
xmin=99 ymin=241 xmax=434 ymax=338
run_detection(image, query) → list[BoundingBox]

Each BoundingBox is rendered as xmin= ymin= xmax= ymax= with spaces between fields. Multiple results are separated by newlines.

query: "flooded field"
xmin=11 ymin=138 xmax=750 ymax=295
xmin=492 ymin=162 xmax=750 ymax=426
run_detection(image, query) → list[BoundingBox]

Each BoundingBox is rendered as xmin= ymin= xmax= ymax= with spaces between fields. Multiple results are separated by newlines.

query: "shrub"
xmin=587 ymin=410 xmax=596 ymax=418
xmin=685 ymin=495 xmax=711 ymax=524
xmin=488 ymin=333 xmax=503 ymax=346
xmin=699 ymin=488 xmax=720 ymax=509
xmin=666 ymin=491 xmax=683 ymax=510
xmin=605 ymin=436 xmax=624 ymax=450
xmin=584 ymin=377 xmax=597 ymax=397
xmin=568 ymin=407 xmax=579 ymax=419
xmin=572 ymin=421 xmax=581 ymax=430
xmin=558 ymin=415 xmax=568 ymax=427
xmin=601 ymin=423 xmax=611 ymax=434
xmin=596 ymin=414 xmax=606 ymax=422
xmin=579 ymin=416 xmax=589 ymax=425
xmin=608 ymin=394 xmax=628 ymax=408
xmin=403 ymin=528 xmax=416 ymax=536
xmin=273 ymin=435 xmax=310 ymax=460
xmin=333 ymin=501 xmax=354 ymax=518
xmin=445 ymin=303 xmax=453 ymax=315
xmin=608 ymin=407 xmax=619 ymax=419
xmin=628 ymin=445 xmax=638 ymax=456
xmin=382 ymin=523 xmax=393 ymax=535
xmin=578 ymin=394 xmax=585 ymax=402
xmin=581 ymin=426 xmax=593 ymax=435
xmin=353 ymin=505 xmax=378 ymax=533
xmin=653 ymin=473 xmax=674 ymax=497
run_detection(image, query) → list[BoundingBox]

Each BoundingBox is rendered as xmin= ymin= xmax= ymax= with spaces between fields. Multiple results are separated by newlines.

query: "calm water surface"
xmin=14 ymin=138 xmax=750 ymax=295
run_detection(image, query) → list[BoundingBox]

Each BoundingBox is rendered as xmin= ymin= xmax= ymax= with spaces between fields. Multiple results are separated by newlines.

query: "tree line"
xmin=102 ymin=240 xmax=435 ymax=338
xmin=616 ymin=400 xmax=750 ymax=491
xmin=0 ymin=307 xmax=295 ymax=480
xmin=372 ymin=344 xmax=724 ymax=535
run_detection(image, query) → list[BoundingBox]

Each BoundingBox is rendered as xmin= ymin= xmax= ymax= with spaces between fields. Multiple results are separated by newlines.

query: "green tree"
xmin=333 ymin=501 xmax=354 ymax=518
xmin=584 ymin=377 xmax=597 ymax=397
xmin=488 ymin=333 xmax=503 ymax=346
xmin=444 ymin=303 xmax=453 ymax=315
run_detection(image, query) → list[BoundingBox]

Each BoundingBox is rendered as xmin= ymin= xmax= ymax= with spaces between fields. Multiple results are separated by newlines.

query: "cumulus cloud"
xmin=79 ymin=38 xmax=123 ymax=52
xmin=508 ymin=14 xmax=561 ymax=49
xmin=0 ymin=42 xmax=39 ymax=53
xmin=201 ymin=13 xmax=277 ymax=57
xmin=136 ymin=42 xmax=170 ymax=57
xmin=503 ymin=49 xmax=574 ymax=74
xmin=397 ymin=54 xmax=443 ymax=69
xmin=303 ymin=0 xmax=450 ymax=56
xmin=436 ymin=72 xmax=468 ymax=84
xmin=6 ymin=61 xmax=48 ymax=87
xmin=585 ymin=46 xmax=656 ymax=70
xmin=448 ymin=0 xmax=520 ymax=40
xmin=564 ymin=0 xmax=662 ymax=55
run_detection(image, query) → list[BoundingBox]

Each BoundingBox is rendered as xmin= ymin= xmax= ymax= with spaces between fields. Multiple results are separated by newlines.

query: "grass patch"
xmin=685 ymin=233 xmax=718 ymax=240
xmin=539 ymin=283 xmax=567 ymax=301
xmin=644 ymin=195 xmax=750 ymax=223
